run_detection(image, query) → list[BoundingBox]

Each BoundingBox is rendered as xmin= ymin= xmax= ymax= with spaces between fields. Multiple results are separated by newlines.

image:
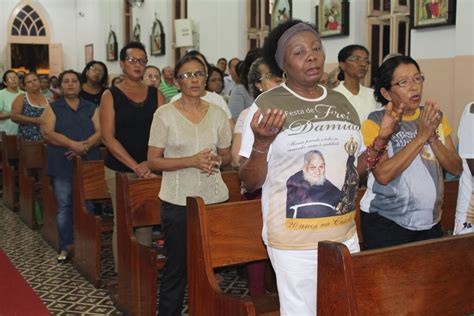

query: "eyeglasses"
xmin=89 ymin=65 xmax=105 ymax=75
xmin=258 ymin=73 xmax=276 ymax=81
xmin=346 ymin=56 xmax=371 ymax=64
xmin=125 ymin=56 xmax=148 ymax=66
xmin=177 ymin=71 xmax=207 ymax=80
xmin=392 ymin=74 xmax=425 ymax=88
xmin=145 ymin=74 xmax=160 ymax=80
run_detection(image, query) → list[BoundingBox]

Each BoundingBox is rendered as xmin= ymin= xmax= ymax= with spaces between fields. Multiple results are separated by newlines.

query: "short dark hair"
xmin=373 ymin=55 xmax=421 ymax=105
xmin=239 ymin=48 xmax=263 ymax=91
xmin=2 ymin=70 xmax=17 ymax=83
xmin=337 ymin=45 xmax=370 ymax=81
xmin=81 ymin=60 xmax=109 ymax=87
xmin=174 ymin=55 xmax=207 ymax=79
xmin=217 ymin=57 xmax=227 ymax=64
xmin=184 ymin=50 xmax=211 ymax=73
xmin=228 ymin=57 xmax=240 ymax=69
xmin=22 ymin=72 xmax=38 ymax=85
xmin=145 ymin=65 xmax=161 ymax=75
xmin=58 ymin=69 xmax=81 ymax=85
xmin=206 ymin=66 xmax=224 ymax=92
xmin=119 ymin=41 xmax=147 ymax=62
xmin=263 ymin=19 xmax=313 ymax=77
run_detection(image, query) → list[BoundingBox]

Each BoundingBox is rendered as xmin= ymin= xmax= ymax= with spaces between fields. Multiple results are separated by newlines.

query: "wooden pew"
xmin=1 ymin=132 xmax=18 ymax=210
xmin=115 ymin=170 xmax=242 ymax=315
xmin=39 ymin=144 xmax=59 ymax=250
xmin=115 ymin=173 xmax=164 ymax=316
xmin=187 ymin=196 xmax=279 ymax=316
xmin=72 ymin=157 xmax=112 ymax=287
xmin=440 ymin=179 xmax=459 ymax=233
xmin=317 ymin=234 xmax=474 ymax=315
xmin=18 ymin=138 xmax=44 ymax=228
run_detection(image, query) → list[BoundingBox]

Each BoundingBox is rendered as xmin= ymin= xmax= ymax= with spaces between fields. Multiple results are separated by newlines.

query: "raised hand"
xmin=418 ymin=99 xmax=440 ymax=142
xmin=250 ymin=108 xmax=286 ymax=150
xmin=378 ymin=101 xmax=403 ymax=140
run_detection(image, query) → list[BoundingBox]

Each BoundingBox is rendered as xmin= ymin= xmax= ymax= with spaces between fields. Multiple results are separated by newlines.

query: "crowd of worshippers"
xmin=0 ymin=18 xmax=472 ymax=316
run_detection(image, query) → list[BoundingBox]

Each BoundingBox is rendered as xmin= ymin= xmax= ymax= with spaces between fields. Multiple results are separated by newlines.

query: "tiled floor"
xmin=0 ymin=202 xmax=250 ymax=315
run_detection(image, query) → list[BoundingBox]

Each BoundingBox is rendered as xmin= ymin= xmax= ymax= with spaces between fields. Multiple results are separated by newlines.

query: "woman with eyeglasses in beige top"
xmin=148 ymin=54 xmax=232 ymax=316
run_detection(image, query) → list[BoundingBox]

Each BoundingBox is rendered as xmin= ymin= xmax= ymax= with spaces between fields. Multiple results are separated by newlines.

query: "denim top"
xmin=46 ymin=96 xmax=100 ymax=177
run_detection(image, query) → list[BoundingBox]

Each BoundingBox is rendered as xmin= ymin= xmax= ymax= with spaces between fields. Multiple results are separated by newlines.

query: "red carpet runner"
xmin=0 ymin=249 xmax=50 ymax=315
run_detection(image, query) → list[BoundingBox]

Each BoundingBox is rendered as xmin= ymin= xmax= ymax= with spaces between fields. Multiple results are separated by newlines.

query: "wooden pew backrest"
xmin=318 ymin=234 xmax=474 ymax=315
xmin=187 ymin=196 xmax=279 ymax=316
xmin=116 ymin=173 xmax=162 ymax=316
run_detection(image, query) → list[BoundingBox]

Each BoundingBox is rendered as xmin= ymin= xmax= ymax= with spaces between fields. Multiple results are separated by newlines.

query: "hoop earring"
xmin=282 ymin=72 xmax=288 ymax=81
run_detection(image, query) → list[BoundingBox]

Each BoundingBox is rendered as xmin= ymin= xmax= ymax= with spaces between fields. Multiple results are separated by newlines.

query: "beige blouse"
xmin=148 ymin=102 xmax=232 ymax=206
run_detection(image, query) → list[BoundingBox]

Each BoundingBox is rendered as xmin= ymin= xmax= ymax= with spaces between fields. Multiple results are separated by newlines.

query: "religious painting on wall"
xmin=106 ymin=30 xmax=118 ymax=61
xmin=133 ymin=19 xmax=141 ymax=42
xmin=150 ymin=16 xmax=165 ymax=56
xmin=316 ymin=0 xmax=350 ymax=38
xmin=411 ymin=0 xmax=456 ymax=28
xmin=271 ymin=0 xmax=292 ymax=30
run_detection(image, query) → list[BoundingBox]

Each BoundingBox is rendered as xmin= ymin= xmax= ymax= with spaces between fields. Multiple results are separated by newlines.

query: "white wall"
xmin=187 ymin=0 xmax=247 ymax=63
xmin=0 ymin=0 xmax=472 ymax=76
xmin=411 ymin=0 xmax=474 ymax=59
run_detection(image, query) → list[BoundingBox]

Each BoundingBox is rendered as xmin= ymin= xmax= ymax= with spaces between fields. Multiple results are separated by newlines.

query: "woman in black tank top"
xmin=99 ymin=41 xmax=165 ymax=274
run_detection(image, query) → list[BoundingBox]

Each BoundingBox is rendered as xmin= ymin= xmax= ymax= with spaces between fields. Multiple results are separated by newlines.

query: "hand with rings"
xmin=250 ymin=107 xmax=286 ymax=150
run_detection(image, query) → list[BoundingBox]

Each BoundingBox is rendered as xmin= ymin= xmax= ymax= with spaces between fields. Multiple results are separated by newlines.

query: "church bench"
xmin=317 ymin=233 xmax=474 ymax=315
xmin=39 ymin=144 xmax=58 ymax=250
xmin=440 ymin=179 xmax=459 ymax=233
xmin=186 ymin=196 xmax=279 ymax=316
xmin=115 ymin=170 xmax=243 ymax=315
xmin=1 ymin=132 xmax=18 ymax=211
xmin=72 ymin=156 xmax=112 ymax=288
xmin=115 ymin=172 xmax=164 ymax=316
xmin=18 ymin=138 xmax=44 ymax=228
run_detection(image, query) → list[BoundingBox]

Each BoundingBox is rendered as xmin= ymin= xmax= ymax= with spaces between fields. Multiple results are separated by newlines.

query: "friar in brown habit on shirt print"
xmin=286 ymin=137 xmax=359 ymax=219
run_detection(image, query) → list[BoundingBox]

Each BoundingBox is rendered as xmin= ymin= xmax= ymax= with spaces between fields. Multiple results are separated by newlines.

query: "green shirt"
xmin=159 ymin=81 xmax=179 ymax=103
xmin=0 ymin=89 xmax=21 ymax=135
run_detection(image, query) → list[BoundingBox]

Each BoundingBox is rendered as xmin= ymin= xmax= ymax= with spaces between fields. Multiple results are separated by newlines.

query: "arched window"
xmin=11 ymin=4 xmax=47 ymax=37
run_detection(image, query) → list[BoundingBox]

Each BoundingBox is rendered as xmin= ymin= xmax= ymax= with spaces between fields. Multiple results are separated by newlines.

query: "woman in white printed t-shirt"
xmin=239 ymin=19 xmax=400 ymax=316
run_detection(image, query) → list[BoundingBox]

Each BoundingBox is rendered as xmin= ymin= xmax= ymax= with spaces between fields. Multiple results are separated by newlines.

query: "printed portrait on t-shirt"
xmin=286 ymin=150 xmax=342 ymax=218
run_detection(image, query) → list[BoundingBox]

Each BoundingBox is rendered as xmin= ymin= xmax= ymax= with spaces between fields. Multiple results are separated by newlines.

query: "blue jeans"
xmin=51 ymin=176 xmax=73 ymax=252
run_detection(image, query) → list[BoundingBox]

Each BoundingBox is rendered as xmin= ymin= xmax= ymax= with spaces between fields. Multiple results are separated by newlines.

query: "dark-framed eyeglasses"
xmin=392 ymin=74 xmax=425 ymax=88
xmin=346 ymin=56 xmax=371 ymax=64
xmin=125 ymin=56 xmax=148 ymax=66
xmin=176 ymin=71 xmax=207 ymax=81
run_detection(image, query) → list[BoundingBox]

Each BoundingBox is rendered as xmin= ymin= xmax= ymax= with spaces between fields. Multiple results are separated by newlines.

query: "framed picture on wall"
xmin=411 ymin=0 xmax=456 ymax=29
xmin=316 ymin=0 xmax=350 ymax=38
xmin=106 ymin=30 xmax=118 ymax=61
xmin=271 ymin=0 xmax=292 ymax=30
xmin=85 ymin=44 xmax=93 ymax=64
xmin=150 ymin=16 xmax=165 ymax=56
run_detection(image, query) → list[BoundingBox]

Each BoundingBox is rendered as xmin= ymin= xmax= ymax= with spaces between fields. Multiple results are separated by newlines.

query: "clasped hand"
xmin=417 ymin=99 xmax=441 ymax=142
xmin=193 ymin=148 xmax=221 ymax=176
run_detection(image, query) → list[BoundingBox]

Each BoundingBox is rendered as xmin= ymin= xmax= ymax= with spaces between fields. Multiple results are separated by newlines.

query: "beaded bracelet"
xmin=366 ymin=138 xmax=388 ymax=171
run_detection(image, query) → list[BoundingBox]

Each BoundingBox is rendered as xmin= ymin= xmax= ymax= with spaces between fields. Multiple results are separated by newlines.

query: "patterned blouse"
xmin=17 ymin=93 xmax=48 ymax=141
